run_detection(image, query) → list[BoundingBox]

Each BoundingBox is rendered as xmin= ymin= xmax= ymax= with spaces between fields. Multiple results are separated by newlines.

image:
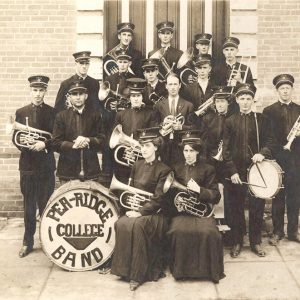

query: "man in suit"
xmin=103 ymin=22 xmax=144 ymax=78
xmin=148 ymin=21 xmax=183 ymax=80
xmin=13 ymin=75 xmax=56 ymax=258
xmin=141 ymin=58 xmax=167 ymax=107
xmin=154 ymin=74 xmax=194 ymax=166
xmin=212 ymin=37 xmax=254 ymax=90
xmin=54 ymin=51 xmax=100 ymax=113
xmin=263 ymin=74 xmax=300 ymax=245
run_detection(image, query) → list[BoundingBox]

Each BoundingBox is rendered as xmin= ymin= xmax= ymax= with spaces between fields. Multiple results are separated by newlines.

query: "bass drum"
xmin=40 ymin=180 xmax=119 ymax=272
xmin=247 ymin=160 xmax=284 ymax=199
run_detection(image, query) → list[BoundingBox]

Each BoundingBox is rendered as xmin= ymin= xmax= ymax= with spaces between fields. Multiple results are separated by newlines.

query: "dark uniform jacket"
xmin=106 ymin=71 xmax=136 ymax=96
xmin=54 ymin=74 xmax=100 ymax=113
xmin=130 ymin=159 xmax=171 ymax=216
xmin=222 ymin=112 xmax=275 ymax=179
xmin=181 ymin=79 xmax=216 ymax=109
xmin=52 ymin=107 xmax=105 ymax=180
xmin=142 ymin=81 xmax=167 ymax=107
xmin=148 ymin=46 xmax=183 ymax=78
xmin=212 ymin=61 xmax=254 ymax=88
xmin=113 ymin=106 xmax=156 ymax=138
xmin=13 ymin=103 xmax=56 ymax=174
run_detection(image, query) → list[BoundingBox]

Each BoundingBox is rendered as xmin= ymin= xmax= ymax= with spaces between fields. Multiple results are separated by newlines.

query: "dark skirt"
xmin=111 ymin=213 xmax=169 ymax=283
xmin=167 ymin=215 xmax=225 ymax=283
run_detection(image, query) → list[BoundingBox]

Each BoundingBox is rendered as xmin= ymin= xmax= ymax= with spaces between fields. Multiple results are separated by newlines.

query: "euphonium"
xmin=159 ymin=114 xmax=185 ymax=136
xmin=283 ymin=115 xmax=300 ymax=151
xmin=109 ymin=125 xmax=142 ymax=167
xmin=163 ymin=172 xmax=214 ymax=218
xmin=109 ymin=175 xmax=153 ymax=211
xmin=194 ymin=96 xmax=214 ymax=117
xmin=13 ymin=117 xmax=52 ymax=150
xmin=212 ymin=140 xmax=223 ymax=161
xmin=149 ymin=48 xmax=175 ymax=79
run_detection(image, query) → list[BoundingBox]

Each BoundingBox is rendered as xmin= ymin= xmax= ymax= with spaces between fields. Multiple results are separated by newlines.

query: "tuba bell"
xmin=13 ymin=117 xmax=52 ymax=150
xmin=212 ymin=140 xmax=223 ymax=161
xmin=109 ymin=125 xmax=142 ymax=167
xmin=109 ymin=175 xmax=153 ymax=211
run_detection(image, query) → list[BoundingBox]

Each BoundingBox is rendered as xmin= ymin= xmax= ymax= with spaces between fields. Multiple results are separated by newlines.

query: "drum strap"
xmin=254 ymin=113 xmax=260 ymax=151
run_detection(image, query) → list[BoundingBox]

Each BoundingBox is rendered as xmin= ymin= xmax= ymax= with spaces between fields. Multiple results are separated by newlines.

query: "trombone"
xmin=228 ymin=56 xmax=252 ymax=90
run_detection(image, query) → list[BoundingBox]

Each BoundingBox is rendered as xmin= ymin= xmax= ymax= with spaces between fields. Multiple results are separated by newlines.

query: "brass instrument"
xmin=177 ymin=47 xmax=194 ymax=69
xmin=98 ymin=81 xmax=130 ymax=112
xmin=149 ymin=92 xmax=166 ymax=105
xmin=13 ymin=117 xmax=52 ymax=150
xmin=163 ymin=172 xmax=214 ymax=218
xmin=227 ymin=56 xmax=252 ymax=89
xmin=212 ymin=140 xmax=223 ymax=161
xmin=109 ymin=175 xmax=153 ymax=211
xmin=194 ymin=96 xmax=214 ymax=117
xmin=283 ymin=115 xmax=300 ymax=151
xmin=109 ymin=125 xmax=142 ymax=167
xmin=159 ymin=114 xmax=185 ymax=137
xmin=177 ymin=47 xmax=197 ymax=85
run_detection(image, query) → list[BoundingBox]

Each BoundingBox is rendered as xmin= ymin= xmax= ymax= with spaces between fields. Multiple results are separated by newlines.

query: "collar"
xmin=31 ymin=102 xmax=43 ymax=108
xmin=144 ymin=158 xmax=156 ymax=165
xmin=185 ymin=161 xmax=196 ymax=167
xmin=150 ymin=79 xmax=159 ymax=88
xmin=226 ymin=60 xmax=237 ymax=68
xmin=278 ymin=99 xmax=292 ymax=106
xmin=132 ymin=104 xmax=145 ymax=111
xmin=240 ymin=111 xmax=252 ymax=116
xmin=161 ymin=44 xmax=170 ymax=51
xmin=73 ymin=106 xmax=85 ymax=114
xmin=76 ymin=73 xmax=87 ymax=80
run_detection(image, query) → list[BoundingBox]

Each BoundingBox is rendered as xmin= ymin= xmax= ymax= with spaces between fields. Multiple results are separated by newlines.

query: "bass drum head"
xmin=40 ymin=180 xmax=119 ymax=271
xmin=248 ymin=160 xmax=283 ymax=199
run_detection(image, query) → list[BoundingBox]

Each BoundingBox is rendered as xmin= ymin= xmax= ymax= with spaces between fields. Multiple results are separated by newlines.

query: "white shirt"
xmin=168 ymin=95 xmax=179 ymax=114
xmin=278 ymin=98 xmax=292 ymax=105
xmin=198 ymin=79 xmax=209 ymax=93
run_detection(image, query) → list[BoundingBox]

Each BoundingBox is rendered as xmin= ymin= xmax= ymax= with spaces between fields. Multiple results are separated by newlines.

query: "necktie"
xmin=170 ymin=98 xmax=176 ymax=116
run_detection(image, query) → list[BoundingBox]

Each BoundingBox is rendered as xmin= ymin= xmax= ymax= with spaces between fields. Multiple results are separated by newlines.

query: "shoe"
xmin=251 ymin=244 xmax=266 ymax=257
xmin=269 ymin=234 xmax=282 ymax=246
xmin=18 ymin=245 xmax=33 ymax=258
xmin=129 ymin=280 xmax=140 ymax=291
xmin=230 ymin=244 xmax=242 ymax=258
xmin=287 ymin=234 xmax=300 ymax=243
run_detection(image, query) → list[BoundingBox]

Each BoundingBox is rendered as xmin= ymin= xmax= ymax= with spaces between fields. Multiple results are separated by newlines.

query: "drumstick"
xmin=79 ymin=149 xmax=85 ymax=182
xmin=254 ymin=163 xmax=267 ymax=188
xmin=225 ymin=178 xmax=266 ymax=188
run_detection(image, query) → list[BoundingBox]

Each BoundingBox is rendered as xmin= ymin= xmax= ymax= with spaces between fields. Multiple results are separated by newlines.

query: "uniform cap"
xmin=141 ymin=58 xmax=160 ymax=69
xmin=116 ymin=49 xmax=132 ymax=61
xmin=272 ymin=74 xmax=294 ymax=89
xmin=72 ymin=51 xmax=91 ymax=62
xmin=68 ymin=81 xmax=87 ymax=94
xmin=137 ymin=127 xmax=160 ymax=143
xmin=178 ymin=130 xmax=202 ymax=145
xmin=127 ymin=78 xmax=147 ymax=93
xmin=156 ymin=21 xmax=174 ymax=33
xmin=193 ymin=54 xmax=212 ymax=67
xmin=213 ymin=86 xmax=233 ymax=102
xmin=222 ymin=37 xmax=240 ymax=49
xmin=28 ymin=75 xmax=50 ymax=88
xmin=117 ymin=22 xmax=135 ymax=33
xmin=194 ymin=33 xmax=212 ymax=45
xmin=235 ymin=83 xmax=256 ymax=97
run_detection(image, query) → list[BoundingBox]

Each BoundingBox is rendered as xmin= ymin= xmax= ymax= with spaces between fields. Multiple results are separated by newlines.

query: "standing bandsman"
xmin=148 ymin=21 xmax=183 ymax=80
xmin=141 ymin=58 xmax=167 ymax=107
xmin=181 ymin=54 xmax=215 ymax=110
xmin=223 ymin=84 xmax=275 ymax=258
xmin=55 ymin=51 xmax=100 ymax=113
xmin=212 ymin=37 xmax=254 ymax=89
xmin=13 ymin=75 xmax=56 ymax=257
xmin=263 ymin=74 xmax=300 ymax=244
xmin=52 ymin=81 xmax=105 ymax=182
xmin=103 ymin=22 xmax=143 ymax=78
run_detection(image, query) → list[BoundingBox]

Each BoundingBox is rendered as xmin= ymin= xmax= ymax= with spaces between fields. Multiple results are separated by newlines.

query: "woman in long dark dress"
xmin=167 ymin=130 xmax=225 ymax=283
xmin=111 ymin=127 xmax=171 ymax=291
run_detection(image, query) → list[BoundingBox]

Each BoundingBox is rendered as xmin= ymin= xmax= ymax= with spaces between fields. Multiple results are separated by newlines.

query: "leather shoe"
xmin=269 ymin=234 xmax=283 ymax=246
xmin=251 ymin=244 xmax=266 ymax=257
xmin=129 ymin=280 xmax=140 ymax=291
xmin=230 ymin=244 xmax=242 ymax=258
xmin=288 ymin=234 xmax=300 ymax=243
xmin=18 ymin=245 xmax=33 ymax=258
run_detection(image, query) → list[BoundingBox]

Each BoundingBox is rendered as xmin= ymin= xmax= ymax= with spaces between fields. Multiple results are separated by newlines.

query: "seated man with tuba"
xmin=165 ymin=130 xmax=224 ymax=283
xmin=110 ymin=127 xmax=172 ymax=291
xmin=13 ymin=75 xmax=56 ymax=258
xmin=111 ymin=78 xmax=156 ymax=183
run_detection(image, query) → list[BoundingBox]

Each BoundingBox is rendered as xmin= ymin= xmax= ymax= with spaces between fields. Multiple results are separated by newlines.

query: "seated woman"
xmin=111 ymin=127 xmax=172 ymax=291
xmin=167 ymin=130 xmax=225 ymax=283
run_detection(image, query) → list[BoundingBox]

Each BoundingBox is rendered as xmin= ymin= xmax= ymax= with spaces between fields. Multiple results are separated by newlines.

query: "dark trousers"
xmin=226 ymin=183 xmax=265 ymax=246
xmin=20 ymin=172 xmax=55 ymax=247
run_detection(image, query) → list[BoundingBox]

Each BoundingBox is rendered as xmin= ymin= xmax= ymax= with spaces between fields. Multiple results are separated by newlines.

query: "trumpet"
xmin=283 ymin=115 xmax=300 ymax=151
xmin=159 ymin=114 xmax=185 ymax=137
xmin=163 ymin=172 xmax=214 ymax=218
xmin=109 ymin=175 xmax=153 ymax=211
xmin=109 ymin=125 xmax=142 ymax=167
xmin=13 ymin=118 xmax=52 ymax=150
xmin=194 ymin=96 xmax=214 ymax=117
xmin=212 ymin=140 xmax=223 ymax=161
xmin=99 ymin=81 xmax=130 ymax=112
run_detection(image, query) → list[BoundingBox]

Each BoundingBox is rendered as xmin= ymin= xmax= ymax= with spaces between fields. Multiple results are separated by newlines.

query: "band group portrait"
xmin=12 ymin=18 xmax=300 ymax=292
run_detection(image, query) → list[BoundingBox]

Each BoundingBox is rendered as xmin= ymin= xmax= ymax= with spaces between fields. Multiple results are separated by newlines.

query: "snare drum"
xmin=40 ymin=180 xmax=119 ymax=271
xmin=247 ymin=160 xmax=284 ymax=199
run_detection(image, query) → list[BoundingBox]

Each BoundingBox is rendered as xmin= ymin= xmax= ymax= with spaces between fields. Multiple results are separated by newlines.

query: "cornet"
xmin=109 ymin=125 xmax=142 ymax=167
xmin=159 ymin=114 xmax=185 ymax=137
xmin=109 ymin=175 xmax=153 ymax=211
xmin=149 ymin=92 xmax=166 ymax=105
xmin=212 ymin=140 xmax=223 ymax=161
xmin=163 ymin=172 xmax=214 ymax=218
xmin=283 ymin=115 xmax=300 ymax=151
xmin=194 ymin=96 xmax=214 ymax=117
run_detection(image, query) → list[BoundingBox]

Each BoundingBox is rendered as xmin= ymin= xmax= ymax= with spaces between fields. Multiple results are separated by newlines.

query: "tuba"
xmin=109 ymin=125 xmax=142 ymax=167
xmin=159 ymin=114 xmax=185 ymax=137
xmin=283 ymin=115 xmax=300 ymax=151
xmin=212 ymin=140 xmax=223 ymax=161
xmin=13 ymin=117 xmax=52 ymax=150
xmin=163 ymin=172 xmax=214 ymax=218
xmin=109 ymin=175 xmax=153 ymax=211
xmin=99 ymin=81 xmax=130 ymax=112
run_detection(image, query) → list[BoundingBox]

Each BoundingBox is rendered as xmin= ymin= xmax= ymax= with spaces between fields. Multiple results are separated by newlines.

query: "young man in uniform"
xmin=263 ymin=74 xmax=300 ymax=244
xmin=13 ymin=75 xmax=56 ymax=257
xmin=223 ymin=84 xmax=275 ymax=258
xmin=55 ymin=51 xmax=100 ymax=113
xmin=52 ymin=81 xmax=105 ymax=182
